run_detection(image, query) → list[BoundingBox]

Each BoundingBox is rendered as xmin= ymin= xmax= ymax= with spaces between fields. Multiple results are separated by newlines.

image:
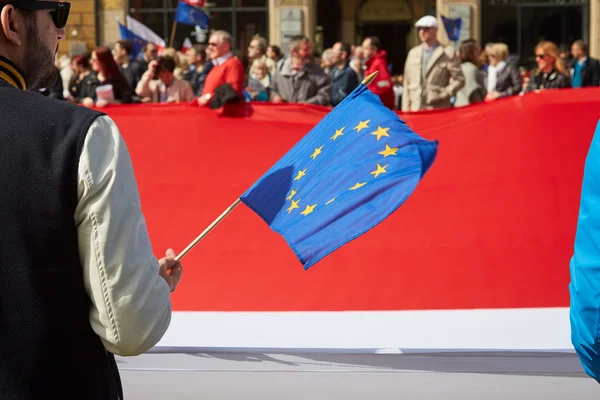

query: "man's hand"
xmin=158 ymin=248 xmax=183 ymax=293
xmin=272 ymin=95 xmax=283 ymax=103
xmin=148 ymin=60 xmax=158 ymax=79
xmin=197 ymin=93 xmax=211 ymax=106
xmin=485 ymin=91 xmax=500 ymax=101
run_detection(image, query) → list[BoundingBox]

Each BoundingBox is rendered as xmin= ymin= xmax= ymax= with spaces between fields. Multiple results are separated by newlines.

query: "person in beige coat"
xmin=402 ymin=15 xmax=465 ymax=112
xmin=136 ymin=55 xmax=195 ymax=103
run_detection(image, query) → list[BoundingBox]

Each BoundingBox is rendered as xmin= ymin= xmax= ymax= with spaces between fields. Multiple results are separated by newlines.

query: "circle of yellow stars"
xmin=286 ymin=118 xmax=399 ymax=216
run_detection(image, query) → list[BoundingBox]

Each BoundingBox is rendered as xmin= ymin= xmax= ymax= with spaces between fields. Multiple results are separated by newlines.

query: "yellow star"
xmin=310 ymin=146 xmax=323 ymax=160
xmin=294 ymin=168 xmax=307 ymax=181
xmin=371 ymin=126 xmax=390 ymax=141
xmin=300 ymin=204 xmax=317 ymax=216
xmin=379 ymin=144 xmax=399 ymax=158
xmin=326 ymin=198 xmax=336 ymax=205
xmin=353 ymin=119 xmax=370 ymax=132
xmin=370 ymin=163 xmax=388 ymax=178
xmin=286 ymin=189 xmax=297 ymax=201
xmin=349 ymin=182 xmax=367 ymax=191
xmin=287 ymin=199 xmax=300 ymax=214
xmin=331 ymin=127 xmax=345 ymax=140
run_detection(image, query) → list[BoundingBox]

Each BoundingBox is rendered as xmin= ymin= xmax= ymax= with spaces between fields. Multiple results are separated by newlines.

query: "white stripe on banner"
xmin=126 ymin=15 xmax=166 ymax=47
xmin=153 ymin=308 xmax=572 ymax=351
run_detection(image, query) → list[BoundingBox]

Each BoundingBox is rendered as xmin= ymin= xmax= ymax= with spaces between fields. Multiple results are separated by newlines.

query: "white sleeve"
xmin=75 ymin=115 xmax=172 ymax=357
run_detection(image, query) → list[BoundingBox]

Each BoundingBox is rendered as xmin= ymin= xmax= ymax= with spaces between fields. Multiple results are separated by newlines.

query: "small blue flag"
xmin=570 ymin=121 xmax=600 ymax=383
xmin=441 ymin=15 xmax=462 ymax=41
xmin=117 ymin=22 xmax=147 ymax=58
xmin=240 ymin=83 xmax=438 ymax=269
xmin=175 ymin=1 xmax=208 ymax=28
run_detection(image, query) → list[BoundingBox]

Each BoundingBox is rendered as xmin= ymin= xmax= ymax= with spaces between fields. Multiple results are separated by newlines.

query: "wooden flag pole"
xmin=169 ymin=20 xmax=178 ymax=48
xmin=173 ymin=72 xmax=380 ymax=263
xmin=175 ymin=199 xmax=241 ymax=262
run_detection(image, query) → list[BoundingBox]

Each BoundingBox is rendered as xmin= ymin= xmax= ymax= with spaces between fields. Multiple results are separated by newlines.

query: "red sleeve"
xmin=369 ymin=59 xmax=393 ymax=97
xmin=225 ymin=59 xmax=245 ymax=96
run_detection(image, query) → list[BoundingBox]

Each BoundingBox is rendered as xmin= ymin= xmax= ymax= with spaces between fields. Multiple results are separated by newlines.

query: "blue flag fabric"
xmin=441 ymin=15 xmax=462 ymax=41
xmin=117 ymin=22 xmax=146 ymax=57
xmin=240 ymin=84 xmax=438 ymax=269
xmin=570 ymin=121 xmax=600 ymax=382
xmin=175 ymin=1 xmax=208 ymax=28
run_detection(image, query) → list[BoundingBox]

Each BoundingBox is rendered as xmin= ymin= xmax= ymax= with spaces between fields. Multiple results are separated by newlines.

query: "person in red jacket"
xmin=197 ymin=30 xmax=245 ymax=107
xmin=361 ymin=36 xmax=395 ymax=109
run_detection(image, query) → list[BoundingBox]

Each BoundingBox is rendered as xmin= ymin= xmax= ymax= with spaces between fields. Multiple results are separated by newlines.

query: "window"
xmin=130 ymin=0 xmax=268 ymax=50
xmin=235 ymin=0 xmax=268 ymax=6
xmin=235 ymin=12 xmax=268 ymax=50
xmin=482 ymin=0 xmax=588 ymax=66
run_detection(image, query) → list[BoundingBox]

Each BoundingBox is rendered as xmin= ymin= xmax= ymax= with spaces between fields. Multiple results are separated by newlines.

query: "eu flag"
xmin=441 ymin=15 xmax=462 ymax=41
xmin=175 ymin=1 xmax=209 ymax=28
xmin=240 ymin=82 xmax=438 ymax=269
xmin=117 ymin=22 xmax=146 ymax=57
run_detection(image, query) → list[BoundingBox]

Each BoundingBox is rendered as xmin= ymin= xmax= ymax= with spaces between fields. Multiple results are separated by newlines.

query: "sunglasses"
xmin=3 ymin=1 xmax=70 ymax=29
xmin=535 ymin=53 xmax=547 ymax=59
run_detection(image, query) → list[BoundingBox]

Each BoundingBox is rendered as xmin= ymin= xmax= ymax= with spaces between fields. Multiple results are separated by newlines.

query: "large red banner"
xmin=103 ymin=88 xmax=600 ymax=312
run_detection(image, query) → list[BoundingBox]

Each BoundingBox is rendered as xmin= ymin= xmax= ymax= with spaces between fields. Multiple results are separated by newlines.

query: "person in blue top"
xmin=570 ymin=40 xmax=600 ymax=88
xmin=570 ymin=120 xmax=600 ymax=383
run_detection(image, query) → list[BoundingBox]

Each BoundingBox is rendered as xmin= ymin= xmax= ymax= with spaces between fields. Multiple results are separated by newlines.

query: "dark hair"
xmin=93 ymin=47 xmax=130 ymax=88
xmin=339 ymin=42 xmax=352 ymax=57
xmin=459 ymin=39 xmax=480 ymax=65
xmin=116 ymin=40 xmax=133 ymax=56
xmin=191 ymin=44 xmax=207 ymax=61
xmin=572 ymin=39 xmax=588 ymax=54
xmin=156 ymin=55 xmax=176 ymax=74
xmin=365 ymin=36 xmax=381 ymax=50
xmin=142 ymin=43 xmax=157 ymax=53
xmin=72 ymin=54 xmax=90 ymax=69
xmin=268 ymin=45 xmax=282 ymax=58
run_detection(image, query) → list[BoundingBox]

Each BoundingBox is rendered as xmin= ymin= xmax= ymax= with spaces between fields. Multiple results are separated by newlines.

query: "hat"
xmin=415 ymin=15 xmax=439 ymax=29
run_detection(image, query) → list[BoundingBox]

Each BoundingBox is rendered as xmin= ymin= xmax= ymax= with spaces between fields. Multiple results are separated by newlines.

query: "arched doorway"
xmin=316 ymin=0 xmax=341 ymax=52
xmin=356 ymin=0 xmax=414 ymax=75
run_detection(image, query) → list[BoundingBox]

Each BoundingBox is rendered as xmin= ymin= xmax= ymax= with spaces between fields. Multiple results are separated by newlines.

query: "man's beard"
xmin=22 ymin=20 xmax=57 ymax=90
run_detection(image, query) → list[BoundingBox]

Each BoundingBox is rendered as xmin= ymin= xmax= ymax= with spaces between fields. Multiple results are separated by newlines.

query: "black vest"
xmin=0 ymin=61 xmax=122 ymax=399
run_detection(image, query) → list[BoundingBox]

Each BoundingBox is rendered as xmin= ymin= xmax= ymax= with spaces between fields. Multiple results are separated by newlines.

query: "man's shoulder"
xmin=440 ymin=45 xmax=458 ymax=59
xmin=407 ymin=45 xmax=422 ymax=57
xmin=8 ymin=87 xmax=102 ymax=117
xmin=228 ymin=56 xmax=244 ymax=68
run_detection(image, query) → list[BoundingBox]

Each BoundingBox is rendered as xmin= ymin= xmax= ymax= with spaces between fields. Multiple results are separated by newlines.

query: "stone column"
xmin=98 ymin=0 xmax=129 ymax=47
xmin=591 ymin=0 xmax=600 ymax=58
xmin=269 ymin=0 xmax=315 ymax=53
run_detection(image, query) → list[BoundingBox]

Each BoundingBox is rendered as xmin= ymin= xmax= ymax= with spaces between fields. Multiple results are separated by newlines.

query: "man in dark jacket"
xmin=330 ymin=42 xmax=359 ymax=106
xmin=0 ymin=1 xmax=182 ymax=398
xmin=570 ymin=40 xmax=600 ymax=88
xmin=185 ymin=44 xmax=213 ymax=96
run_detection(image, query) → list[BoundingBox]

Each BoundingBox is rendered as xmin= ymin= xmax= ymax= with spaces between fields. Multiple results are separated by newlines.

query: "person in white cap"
xmin=402 ymin=15 xmax=464 ymax=112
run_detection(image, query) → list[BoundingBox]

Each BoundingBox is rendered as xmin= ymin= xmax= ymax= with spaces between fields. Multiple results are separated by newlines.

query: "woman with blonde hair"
xmin=525 ymin=41 xmax=570 ymax=92
xmin=484 ymin=42 xmax=521 ymax=101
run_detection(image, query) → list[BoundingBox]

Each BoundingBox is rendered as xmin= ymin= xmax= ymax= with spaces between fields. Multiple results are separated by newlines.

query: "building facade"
xmin=60 ymin=0 xmax=599 ymax=70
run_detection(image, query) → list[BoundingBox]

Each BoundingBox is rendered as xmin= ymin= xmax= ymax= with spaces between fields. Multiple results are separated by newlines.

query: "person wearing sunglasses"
xmin=0 ymin=1 xmax=183 ymax=399
xmin=525 ymin=41 xmax=571 ymax=93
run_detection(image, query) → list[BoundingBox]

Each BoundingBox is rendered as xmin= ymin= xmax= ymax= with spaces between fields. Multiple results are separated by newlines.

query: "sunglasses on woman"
xmin=2 ymin=1 xmax=70 ymax=29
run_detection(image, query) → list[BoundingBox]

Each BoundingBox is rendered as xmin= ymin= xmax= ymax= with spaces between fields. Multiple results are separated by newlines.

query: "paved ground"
xmin=118 ymin=351 xmax=598 ymax=399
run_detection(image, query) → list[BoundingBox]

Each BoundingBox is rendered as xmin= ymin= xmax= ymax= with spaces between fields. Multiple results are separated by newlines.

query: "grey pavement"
xmin=118 ymin=351 xmax=599 ymax=399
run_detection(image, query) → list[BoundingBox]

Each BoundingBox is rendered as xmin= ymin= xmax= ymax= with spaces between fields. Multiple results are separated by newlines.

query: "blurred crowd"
xmin=41 ymin=15 xmax=599 ymax=112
